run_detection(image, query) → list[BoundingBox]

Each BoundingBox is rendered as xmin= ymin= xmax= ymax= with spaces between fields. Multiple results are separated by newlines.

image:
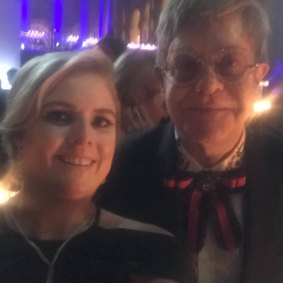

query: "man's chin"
xmin=179 ymin=124 xmax=235 ymax=145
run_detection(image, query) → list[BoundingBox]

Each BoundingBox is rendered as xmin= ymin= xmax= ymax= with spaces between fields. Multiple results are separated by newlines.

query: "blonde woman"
xmin=0 ymin=50 xmax=183 ymax=283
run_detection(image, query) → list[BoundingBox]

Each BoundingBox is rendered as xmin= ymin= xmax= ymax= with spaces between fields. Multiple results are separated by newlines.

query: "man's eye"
xmin=219 ymin=53 xmax=246 ymax=77
xmin=92 ymin=116 xmax=115 ymax=129
xmin=171 ymin=55 xmax=202 ymax=82
xmin=44 ymin=111 xmax=73 ymax=125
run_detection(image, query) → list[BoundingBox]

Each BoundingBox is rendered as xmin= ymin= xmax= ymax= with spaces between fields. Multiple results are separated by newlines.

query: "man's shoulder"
xmin=115 ymin=119 xmax=173 ymax=161
xmin=122 ymin=119 xmax=172 ymax=147
xmin=96 ymin=120 xmax=175 ymax=224
xmin=247 ymin=123 xmax=283 ymax=168
xmin=248 ymin=122 xmax=283 ymax=149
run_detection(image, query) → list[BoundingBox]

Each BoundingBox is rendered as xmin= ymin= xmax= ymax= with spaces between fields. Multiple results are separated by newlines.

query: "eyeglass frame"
xmin=161 ymin=48 xmax=260 ymax=87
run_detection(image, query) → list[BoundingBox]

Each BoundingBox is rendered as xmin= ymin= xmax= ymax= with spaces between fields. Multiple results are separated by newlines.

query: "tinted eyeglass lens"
xmin=217 ymin=52 xmax=249 ymax=81
xmin=167 ymin=50 xmax=255 ymax=85
xmin=171 ymin=54 xmax=202 ymax=83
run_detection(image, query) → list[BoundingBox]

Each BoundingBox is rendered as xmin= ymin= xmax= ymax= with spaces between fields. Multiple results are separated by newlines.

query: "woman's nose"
xmin=67 ymin=121 xmax=94 ymax=146
xmin=195 ymin=65 xmax=224 ymax=95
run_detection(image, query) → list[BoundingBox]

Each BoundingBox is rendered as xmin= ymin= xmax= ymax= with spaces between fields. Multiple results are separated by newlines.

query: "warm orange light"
xmin=0 ymin=182 xmax=17 ymax=204
xmin=253 ymin=99 xmax=272 ymax=113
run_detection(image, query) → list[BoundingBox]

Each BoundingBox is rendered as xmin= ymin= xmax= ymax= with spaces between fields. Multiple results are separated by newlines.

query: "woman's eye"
xmin=92 ymin=116 xmax=115 ymax=129
xmin=44 ymin=111 xmax=73 ymax=125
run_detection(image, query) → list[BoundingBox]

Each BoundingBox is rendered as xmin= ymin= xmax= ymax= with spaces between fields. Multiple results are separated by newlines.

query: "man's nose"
xmin=195 ymin=65 xmax=224 ymax=95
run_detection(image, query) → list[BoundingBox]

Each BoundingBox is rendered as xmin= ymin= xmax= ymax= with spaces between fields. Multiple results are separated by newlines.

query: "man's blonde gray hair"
xmin=156 ymin=0 xmax=270 ymax=67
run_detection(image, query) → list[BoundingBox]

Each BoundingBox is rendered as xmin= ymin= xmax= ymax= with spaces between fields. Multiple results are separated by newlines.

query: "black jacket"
xmin=97 ymin=119 xmax=283 ymax=282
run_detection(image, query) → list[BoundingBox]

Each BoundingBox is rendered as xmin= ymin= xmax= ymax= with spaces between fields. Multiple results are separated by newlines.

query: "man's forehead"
xmin=168 ymin=15 xmax=254 ymax=56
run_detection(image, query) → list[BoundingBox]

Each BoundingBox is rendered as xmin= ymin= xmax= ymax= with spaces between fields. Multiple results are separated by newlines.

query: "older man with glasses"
xmin=97 ymin=0 xmax=283 ymax=282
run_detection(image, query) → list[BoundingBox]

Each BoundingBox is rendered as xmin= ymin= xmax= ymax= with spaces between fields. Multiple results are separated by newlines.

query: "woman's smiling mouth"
xmin=57 ymin=156 xmax=95 ymax=166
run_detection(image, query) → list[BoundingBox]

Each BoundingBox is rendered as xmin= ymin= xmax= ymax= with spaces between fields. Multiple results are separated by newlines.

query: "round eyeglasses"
xmin=162 ymin=48 xmax=259 ymax=86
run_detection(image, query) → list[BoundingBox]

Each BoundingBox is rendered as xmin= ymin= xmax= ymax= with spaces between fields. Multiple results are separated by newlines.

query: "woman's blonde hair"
xmin=1 ymin=49 xmax=120 ymax=162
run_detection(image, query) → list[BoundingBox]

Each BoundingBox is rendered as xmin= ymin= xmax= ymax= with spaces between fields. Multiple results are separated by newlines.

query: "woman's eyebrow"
xmin=41 ymin=101 xmax=73 ymax=110
xmin=94 ymin=108 xmax=117 ymax=118
xmin=41 ymin=102 xmax=117 ymax=117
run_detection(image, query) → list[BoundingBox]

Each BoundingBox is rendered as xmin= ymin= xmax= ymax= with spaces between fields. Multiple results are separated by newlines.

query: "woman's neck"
xmin=7 ymin=192 xmax=95 ymax=240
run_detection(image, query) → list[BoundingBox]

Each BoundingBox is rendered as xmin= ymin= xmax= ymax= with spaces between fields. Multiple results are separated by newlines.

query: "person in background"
xmin=6 ymin=68 xmax=18 ymax=86
xmin=115 ymin=49 xmax=167 ymax=134
xmin=97 ymin=0 xmax=283 ymax=282
xmin=0 ymin=50 xmax=184 ymax=283
xmin=0 ymin=79 xmax=7 ymax=96
xmin=96 ymin=35 xmax=127 ymax=61
xmin=0 ymin=79 xmax=8 ymax=178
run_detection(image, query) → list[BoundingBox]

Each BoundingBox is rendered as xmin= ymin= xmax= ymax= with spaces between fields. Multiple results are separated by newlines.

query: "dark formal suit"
xmin=96 ymin=119 xmax=283 ymax=282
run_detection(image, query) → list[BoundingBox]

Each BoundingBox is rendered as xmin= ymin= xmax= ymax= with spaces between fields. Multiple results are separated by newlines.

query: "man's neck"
xmin=179 ymin=130 xmax=245 ymax=169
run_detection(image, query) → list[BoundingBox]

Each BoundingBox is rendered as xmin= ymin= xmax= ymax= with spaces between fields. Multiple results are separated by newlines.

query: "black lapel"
xmin=242 ymin=126 xmax=283 ymax=282
xmin=157 ymin=121 xmax=179 ymax=179
xmin=155 ymin=121 xmax=189 ymax=238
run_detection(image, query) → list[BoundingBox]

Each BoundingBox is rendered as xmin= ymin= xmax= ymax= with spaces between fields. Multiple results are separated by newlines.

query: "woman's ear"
xmin=154 ymin=66 xmax=166 ymax=107
xmin=154 ymin=66 xmax=165 ymax=88
xmin=13 ymin=134 xmax=24 ymax=156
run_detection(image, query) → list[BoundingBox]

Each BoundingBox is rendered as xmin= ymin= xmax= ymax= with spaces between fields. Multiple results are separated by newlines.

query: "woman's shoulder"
xmin=98 ymin=208 xmax=174 ymax=237
xmin=81 ymin=208 xmax=180 ymax=259
xmin=72 ymin=209 xmax=185 ymax=281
